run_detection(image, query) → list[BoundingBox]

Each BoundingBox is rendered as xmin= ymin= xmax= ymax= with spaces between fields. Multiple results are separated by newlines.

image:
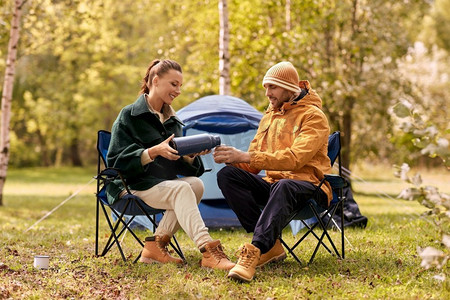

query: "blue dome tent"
xmin=177 ymin=95 xmax=262 ymax=135
xmin=177 ymin=95 xmax=263 ymax=228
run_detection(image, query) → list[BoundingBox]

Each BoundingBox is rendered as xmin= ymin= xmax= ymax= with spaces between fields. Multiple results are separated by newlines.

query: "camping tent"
xmin=176 ymin=95 xmax=263 ymax=227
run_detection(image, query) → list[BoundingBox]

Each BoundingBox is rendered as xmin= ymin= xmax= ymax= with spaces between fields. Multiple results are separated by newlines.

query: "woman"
xmin=106 ymin=59 xmax=234 ymax=270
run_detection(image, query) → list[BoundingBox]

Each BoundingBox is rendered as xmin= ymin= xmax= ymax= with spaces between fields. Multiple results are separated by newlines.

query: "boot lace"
xmin=210 ymin=244 xmax=229 ymax=261
xmin=156 ymin=239 xmax=169 ymax=255
xmin=236 ymin=245 xmax=258 ymax=268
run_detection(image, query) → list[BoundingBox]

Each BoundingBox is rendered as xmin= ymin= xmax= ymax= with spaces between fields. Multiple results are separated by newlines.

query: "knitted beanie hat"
xmin=262 ymin=61 xmax=301 ymax=93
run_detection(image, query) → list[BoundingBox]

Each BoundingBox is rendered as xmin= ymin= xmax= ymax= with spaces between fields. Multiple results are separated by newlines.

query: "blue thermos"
xmin=170 ymin=133 xmax=221 ymax=156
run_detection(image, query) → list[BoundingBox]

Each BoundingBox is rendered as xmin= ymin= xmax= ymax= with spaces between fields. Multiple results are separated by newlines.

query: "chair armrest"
xmin=97 ymin=167 xmax=132 ymax=195
xmin=98 ymin=168 xmax=119 ymax=178
xmin=324 ymin=174 xmax=347 ymax=189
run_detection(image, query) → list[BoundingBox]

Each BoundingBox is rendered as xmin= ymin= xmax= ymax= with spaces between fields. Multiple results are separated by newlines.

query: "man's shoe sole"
xmin=257 ymin=252 xmax=287 ymax=267
xmin=227 ymin=271 xmax=253 ymax=282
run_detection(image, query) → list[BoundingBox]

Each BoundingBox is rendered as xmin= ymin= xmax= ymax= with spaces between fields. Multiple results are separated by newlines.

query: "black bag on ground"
xmin=322 ymin=181 xmax=368 ymax=229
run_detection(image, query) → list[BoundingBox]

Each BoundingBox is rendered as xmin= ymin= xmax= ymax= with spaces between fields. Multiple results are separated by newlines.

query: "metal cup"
xmin=34 ymin=255 xmax=50 ymax=269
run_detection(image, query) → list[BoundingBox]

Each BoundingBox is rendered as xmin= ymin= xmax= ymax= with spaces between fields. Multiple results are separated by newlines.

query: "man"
xmin=213 ymin=61 xmax=333 ymax=282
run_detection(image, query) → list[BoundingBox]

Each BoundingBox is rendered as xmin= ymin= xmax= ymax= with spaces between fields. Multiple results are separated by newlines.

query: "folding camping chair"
xmin=95 ymin=130 xmax=185 ymax=263
xmin=280 ymin=131 xmax=348 ymax=265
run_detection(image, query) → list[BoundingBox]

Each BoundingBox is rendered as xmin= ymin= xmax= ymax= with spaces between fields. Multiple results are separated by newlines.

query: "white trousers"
xmin=133 ymin=177 xmax=212 ymax=249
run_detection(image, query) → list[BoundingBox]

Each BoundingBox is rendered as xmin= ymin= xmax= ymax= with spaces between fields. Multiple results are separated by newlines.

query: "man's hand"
xmin=213 ymin=145 xmax=250 ymax=164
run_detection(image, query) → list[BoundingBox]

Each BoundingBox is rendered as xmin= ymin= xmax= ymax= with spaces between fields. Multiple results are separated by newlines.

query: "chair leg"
xmin=104 ymin=217 xmax=127 ymax=261
xmin=291 ymin=221 xmax=333 ymax=255
xmin=117 ymin=216 xmax=145 ymax=247
xmin=98 ymin=203 xmax=127 ymax=261
xmin=309 ymin=222 xmax=338 ymax=264
xmin=282 ymin=213 xmax=333 ymax=265
xmin=307 ymin=203 xmax=343 ymax=264
xmin=315 ymin=204 xmax=341 ymax=256
xmin=280 ymin=237 xmax=303 ymax=265
xmin=100 ymin=201 xmax=142 ymax=262
xmin=340 ymin=195 xmax=346 ymax=259
xmin=95 ymin=198 xmax=100 ymax=257
xmin=170 ymin=235 xmax=186 ymax=261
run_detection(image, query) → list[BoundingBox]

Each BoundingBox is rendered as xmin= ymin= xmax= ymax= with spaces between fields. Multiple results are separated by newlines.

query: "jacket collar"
xmin=130 ymin=94 xmax=152 ymax=117
xmin=130 ymin=94 xmax=184 ymax=125
xmin=265 ymin=80 xmax=323 ymax=114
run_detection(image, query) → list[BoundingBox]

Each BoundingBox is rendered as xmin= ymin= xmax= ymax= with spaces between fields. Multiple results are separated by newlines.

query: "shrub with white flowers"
xmin=391 ymin=101 xmax=449 ymax=279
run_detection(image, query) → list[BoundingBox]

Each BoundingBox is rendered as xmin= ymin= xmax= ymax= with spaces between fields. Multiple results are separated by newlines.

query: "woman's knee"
xmin=179 ymin=177 xmax=204 ymax=204
xmin=190 ymin=177 xmax=204 ymax=204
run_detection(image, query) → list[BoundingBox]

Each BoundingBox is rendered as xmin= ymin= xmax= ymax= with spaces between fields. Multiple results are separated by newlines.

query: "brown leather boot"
xmin=199 ymin=240 xmax=235 ymax=270
xmin=257 ymin=239 xmax=286 ymax=267
xmin=139 ymin=235 xmax=184 ymax=265
xmin=227 ymin=243 xmax=261 ymax=282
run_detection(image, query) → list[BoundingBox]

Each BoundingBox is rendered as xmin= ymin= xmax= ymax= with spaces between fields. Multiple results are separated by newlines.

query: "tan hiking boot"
xmin=139 ymin=235 xmax=184 ymax=265
xmin=227 ymin=243 xmax=261 ymax=282
xmin=199 ymin=240 xmax=235 ymax=270
xmin=257 ymin=239 xmax=286 ymax=267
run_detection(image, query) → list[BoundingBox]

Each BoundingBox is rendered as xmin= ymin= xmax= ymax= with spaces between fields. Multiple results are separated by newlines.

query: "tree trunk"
xmin=285 ymin=0 xmax=291 ymax=31
xmin=36 ymin=128 xmax=52 ymax=167
xmin=55 ymin=148 xmax=63 ymax=168
xmin=70 ymin=137 xmax=83 ymax=167
xmin=218 ymin=0 xmax=230 ymax=95
xmin=342 ymin=96 xmax=355 ymax=173
xmin=340 ymin=0 xmax=359 ymax=175
xmin=0 ymin=0 xmax=27 ymax=206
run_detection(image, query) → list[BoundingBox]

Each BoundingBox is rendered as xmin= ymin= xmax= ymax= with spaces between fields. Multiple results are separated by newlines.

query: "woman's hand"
xmin=148 ymin=134 xmax=180 ymax=161
xmin=213 ymin=145 xmax=250 ymax=164
xmin=187 ymin=149 xmax=211 ymax=158
xmin=183 ymin=149 xmax=211 ymax=164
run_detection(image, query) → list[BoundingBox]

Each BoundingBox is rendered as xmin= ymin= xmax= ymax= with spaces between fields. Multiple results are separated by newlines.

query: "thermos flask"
xmin=170 ymin=133 xmax=221 ymax=156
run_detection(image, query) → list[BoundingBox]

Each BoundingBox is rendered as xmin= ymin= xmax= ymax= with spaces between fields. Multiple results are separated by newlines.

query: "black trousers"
xmin=217 ymin=165 xmax=327 ymax=254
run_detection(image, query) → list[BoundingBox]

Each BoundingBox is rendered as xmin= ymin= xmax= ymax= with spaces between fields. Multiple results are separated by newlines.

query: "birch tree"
xmin=0 ymin=0 xmax=27 ymax=205
xmin=285 ymin=0 xmax=291 ymax=31
xmin=218 ymin=0 xmax=230 ymax=95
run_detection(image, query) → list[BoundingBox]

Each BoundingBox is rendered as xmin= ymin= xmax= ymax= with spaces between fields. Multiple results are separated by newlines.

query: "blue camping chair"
xmin=95 ymin=130 xmax=185 ymax=263
xmin=280 ymin=131 xmax=348 ymax=265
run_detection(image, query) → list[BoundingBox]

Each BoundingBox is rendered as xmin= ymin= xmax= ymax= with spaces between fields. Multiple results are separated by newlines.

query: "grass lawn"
xmin=0 ymin=165 xmax=449 ymax=299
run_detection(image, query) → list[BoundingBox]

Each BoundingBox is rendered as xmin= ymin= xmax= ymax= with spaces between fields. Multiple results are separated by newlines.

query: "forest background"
xmin=0 ymin=0 xmax=449 ymax=173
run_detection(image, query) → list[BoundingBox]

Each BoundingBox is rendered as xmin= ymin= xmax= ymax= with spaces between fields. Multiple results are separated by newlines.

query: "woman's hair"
xmin=139 ymin=59 xmax=182 ymax=95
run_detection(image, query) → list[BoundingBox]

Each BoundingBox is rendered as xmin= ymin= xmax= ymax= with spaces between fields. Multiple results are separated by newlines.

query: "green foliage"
xmin=1 ymin=167 xmax=450 ymax=298
xmin=391 ymin=101 xmax=450 ymax=168
xmin=391 ymin=37 xmax=450 ymax=166
xmin=1 ymin=0 xmax=439 ymax=168
xmin=420 ymin=0 xmax=450 ymax=52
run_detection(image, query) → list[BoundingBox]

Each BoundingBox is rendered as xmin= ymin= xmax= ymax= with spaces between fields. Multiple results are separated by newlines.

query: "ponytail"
xmin=139 ymin=59 xmax=182 ymax=95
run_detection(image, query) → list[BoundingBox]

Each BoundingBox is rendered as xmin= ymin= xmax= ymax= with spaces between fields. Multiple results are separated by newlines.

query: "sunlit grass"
xmin=5 ymin=167 xmax=96 ymax=196
xmin=0 ymin=166 xmax=449 ymax=299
